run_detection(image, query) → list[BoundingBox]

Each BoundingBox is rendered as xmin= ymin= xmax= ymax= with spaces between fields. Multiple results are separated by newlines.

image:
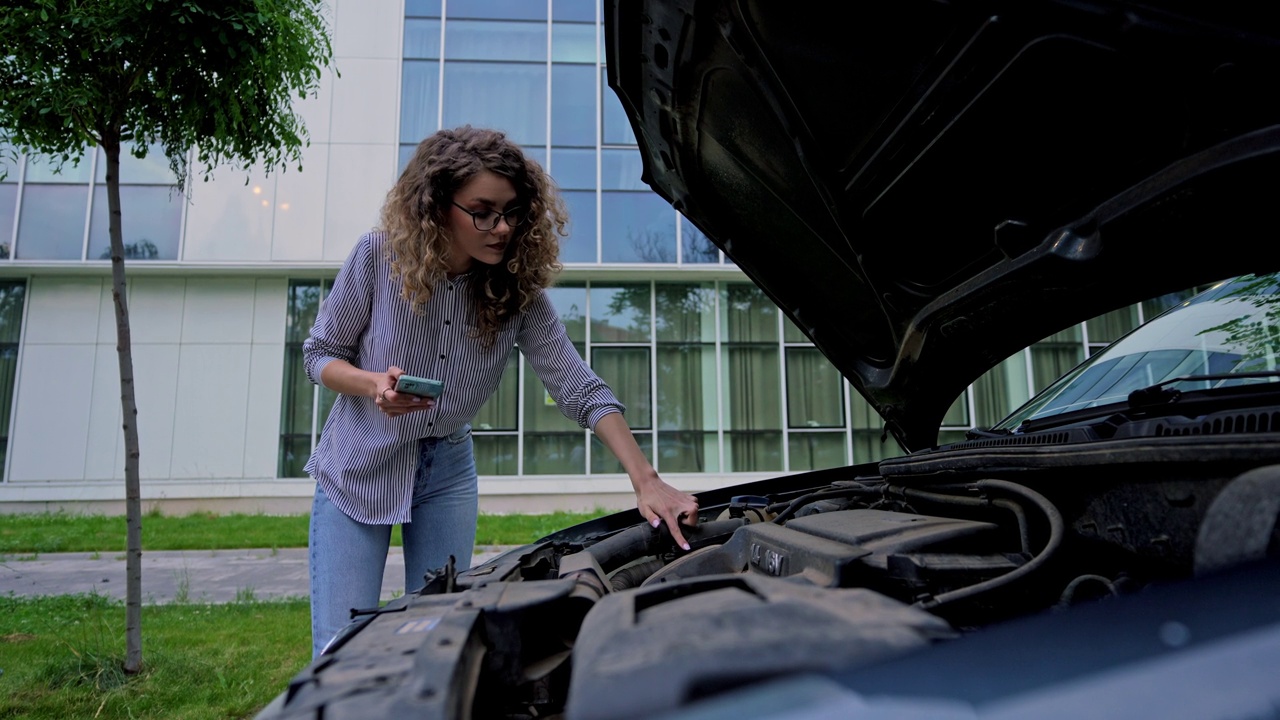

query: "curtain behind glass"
xmin=400 ymin=60 xmax=440 ymax=144
xmin=785 ymin=347 xmax=843 ymax=428
xmin=0 ymin=281 xmax=25 ymax=473
xmin=850 ymin=390 xmax=901 ymax=463
xmin=475 ymin=349 xmax=519 ymax=431
xmin=972 ymin=351 xmax=1031 ymax=428
xmin=1086 ymin=305 xmax=1140 ymax=359
xmin=523 ymin=286 xmax=587 ymax=474
xmin=1030 ymin=326 xmax=1085 ymax=394
xmin=724 ymin=345 xmax=782 ymax=470
xmin=1141 ymin=284 xmax=1215 ymax=323
xmin=591 ymin=347 xmax=650 ymax=427
xmin=722 ymin=284 xmax=782 ymax=470
xmin=788 ymin=432 xmax=846 ymax=471
xmin=590 ymin=433 xmax=653 ymax=474
xmin=279 ymin=281 xmax=323 ymax=477
xmin=468 ymin=279 xmax=519 ymax=475
xmin=475 ymin=435 xmax=518 ymax=475
xmin=655 ymin=284 xmax=717 ymax=472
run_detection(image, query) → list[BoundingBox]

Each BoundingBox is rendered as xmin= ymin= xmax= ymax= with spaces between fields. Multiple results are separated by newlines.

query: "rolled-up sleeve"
xmin=303 ymin=235 xmax=375 ymax=385
xmin=518 ymin=291 xmax=624 ymax=428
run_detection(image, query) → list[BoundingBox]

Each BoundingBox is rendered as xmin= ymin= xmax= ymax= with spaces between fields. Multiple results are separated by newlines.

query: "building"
xmin=0 ymin=0 xmax=1198 ymax=515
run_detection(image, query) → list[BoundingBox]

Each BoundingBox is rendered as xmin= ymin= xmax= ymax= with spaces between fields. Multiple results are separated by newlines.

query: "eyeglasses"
xmin=451 ymin=202 xmax=526 ymax=231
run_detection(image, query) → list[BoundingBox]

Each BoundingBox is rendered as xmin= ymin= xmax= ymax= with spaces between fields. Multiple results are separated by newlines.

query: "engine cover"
xmin=565 ymin=573 xmax=954 ymax=720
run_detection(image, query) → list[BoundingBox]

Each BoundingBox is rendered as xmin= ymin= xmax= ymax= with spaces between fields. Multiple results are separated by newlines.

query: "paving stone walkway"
xmin=0 ymin=546 xmax=515 ymax=604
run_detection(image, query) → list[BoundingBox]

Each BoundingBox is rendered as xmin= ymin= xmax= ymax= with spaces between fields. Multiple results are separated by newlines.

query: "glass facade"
xmin=398 ymin=0 xmax=724 ymax=267
xmin=278 ymin=279 xmax=882 ymax=477
xmin=1 ymin=143 xmax=182 ymax=262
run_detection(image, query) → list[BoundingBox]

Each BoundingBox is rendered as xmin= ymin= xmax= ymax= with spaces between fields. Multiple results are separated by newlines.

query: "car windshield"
xmin=995 ymin=272 xmax=1280 ymax=431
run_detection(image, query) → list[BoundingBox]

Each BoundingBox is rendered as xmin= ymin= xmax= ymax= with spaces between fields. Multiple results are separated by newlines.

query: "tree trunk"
xmin=103 ymin=132 xmax=144 ymax=674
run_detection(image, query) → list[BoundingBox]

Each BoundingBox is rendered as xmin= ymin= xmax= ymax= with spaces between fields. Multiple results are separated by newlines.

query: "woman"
xmin=303 ymin=126 xmax=699 ymax=657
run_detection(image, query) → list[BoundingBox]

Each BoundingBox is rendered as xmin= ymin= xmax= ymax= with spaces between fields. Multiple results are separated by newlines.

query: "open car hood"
xmin=604 ymin=0 xmax=1280 ymax=451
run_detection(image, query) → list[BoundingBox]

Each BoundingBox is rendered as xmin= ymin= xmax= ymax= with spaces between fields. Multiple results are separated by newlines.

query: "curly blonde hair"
xmin=380 ymin=126 xmax=567 ymax=344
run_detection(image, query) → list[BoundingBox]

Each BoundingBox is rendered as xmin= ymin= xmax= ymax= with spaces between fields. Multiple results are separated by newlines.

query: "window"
xmin=523 ymin=285 xmax=588 ymax=474
xmin=8 ymin=146 xmax=180 ymax=261
xmin=850 ymin=390 xmax=902 ymax=463
xmin=0 ymin=280 xmax=25 ymax=474
xmin=681 ymin=215 xmax=720 ymax=264
xmin=447 ymin=0 xmax=544 ymax=21
xmin=721 ymin=284 xmax=783 ymax=471
xmin=15 ymin=153 xmax=90 ymax=260
xmin=552 ymin=22 xmax=596 ymax=63
xmin=0 ymin=189 xmax=14 ymax=260
xmin=1086 ymin=306 xmax=1140 ymax=357
xmin=400 ymin=59 xmax=441 ymax=170
xmin=1 ymin=141 xmax=16 ymax=259
xmin=785 ymin=346 xmax=847 ymax=471
xmin=552 ymin=64 xmax=596 ymax=146
xmin=279 ymin=280 xmax=336 ymax=477
xmin=443 ymin=62 xmax=546 ymax=145
xmin=655 ymin=283 xmax=719 ymax=472
xmin=473 ymin=349 xmax=519 ymax=475
xmin=87 ymin=185 xmax=182 ymax=260
xmin=968 ymin=353 xmax=1029 ymax=429
xmin=588 ymin=284 xmax=653 ymax=473
xmin=1030 ymin=326 xmax=1086 ymax=395
xmin=601 ymin=68 xmax=637 ymax=145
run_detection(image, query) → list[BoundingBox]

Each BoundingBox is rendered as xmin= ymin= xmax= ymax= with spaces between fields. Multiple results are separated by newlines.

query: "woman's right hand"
xmin=374 ymin=366 xmax=436 ymax=418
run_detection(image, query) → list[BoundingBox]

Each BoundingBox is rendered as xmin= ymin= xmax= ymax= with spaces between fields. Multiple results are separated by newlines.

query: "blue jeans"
xmin=309 ymin=427 xmax=478 ymax=658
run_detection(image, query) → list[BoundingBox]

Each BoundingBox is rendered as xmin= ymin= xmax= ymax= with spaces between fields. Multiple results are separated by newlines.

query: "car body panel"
xmin=605 ymin=0 xmax=1280 ymax=449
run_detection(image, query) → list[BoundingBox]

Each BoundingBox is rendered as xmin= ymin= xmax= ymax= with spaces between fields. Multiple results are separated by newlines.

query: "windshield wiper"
xmin=1016 ymin=371 xmax=1280 ymax=434
xmin=965 ymin=427 xmax=1012 ymax=440
xmin=1127 ymin=371 xmax=1280 ymax=408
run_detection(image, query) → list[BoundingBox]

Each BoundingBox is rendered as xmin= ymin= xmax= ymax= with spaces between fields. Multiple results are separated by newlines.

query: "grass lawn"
xmin=0 ymin=509 xmax=616 ymax=717
xmin=0 ymin=593 xmax=311 ymax=720
xmin=0 ymin=508 xmax=612 ymax=555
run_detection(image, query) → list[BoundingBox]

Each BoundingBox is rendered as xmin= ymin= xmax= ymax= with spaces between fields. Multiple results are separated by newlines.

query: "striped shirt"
xmin=303 ymin=232 xmax=624 ymax=524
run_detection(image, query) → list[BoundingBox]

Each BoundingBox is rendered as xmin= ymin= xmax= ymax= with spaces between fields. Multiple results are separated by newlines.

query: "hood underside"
xmin=605 ymin=0 xmax=1280 ymax=450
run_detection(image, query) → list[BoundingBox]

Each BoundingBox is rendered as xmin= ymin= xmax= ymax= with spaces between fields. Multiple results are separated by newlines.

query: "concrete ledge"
xmin=0 ymin=472 xmax=784 ymax=516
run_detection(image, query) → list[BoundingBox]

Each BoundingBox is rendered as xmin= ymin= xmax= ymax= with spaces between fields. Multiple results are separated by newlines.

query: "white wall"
xmin=6 ymin=276 xmax=287 ymax=485
xmin=179 ymin=0 xmax=401 ymax=265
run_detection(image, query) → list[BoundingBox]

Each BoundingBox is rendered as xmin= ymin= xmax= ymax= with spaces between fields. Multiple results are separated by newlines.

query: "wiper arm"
xmin=1128 ymin=371 xmax=1280 ymax=408
xmin=965 ymin=427 xmax=1012 ymax=440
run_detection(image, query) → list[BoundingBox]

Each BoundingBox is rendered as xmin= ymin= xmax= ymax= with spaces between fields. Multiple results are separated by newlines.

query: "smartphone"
xmin=394 ymin=374 xmax=444 ymax=398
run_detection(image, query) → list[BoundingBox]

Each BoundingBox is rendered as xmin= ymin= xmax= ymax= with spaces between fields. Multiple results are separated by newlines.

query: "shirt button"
xmin=428 ymin=421 xmax=434 ymax=426
xmin=439 ymin=354 xmax=446 ymax=359
xmin=444 ymin=320 xmax=451 ymax=325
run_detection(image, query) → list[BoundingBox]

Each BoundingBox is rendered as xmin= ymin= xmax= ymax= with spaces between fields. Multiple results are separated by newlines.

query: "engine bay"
xmin=270 ymin=437 xmax=1280 ymax=720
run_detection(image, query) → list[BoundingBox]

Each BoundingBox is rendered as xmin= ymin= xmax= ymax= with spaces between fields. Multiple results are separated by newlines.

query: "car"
xmin=258 ymin=1 xmax=1280 ymax=718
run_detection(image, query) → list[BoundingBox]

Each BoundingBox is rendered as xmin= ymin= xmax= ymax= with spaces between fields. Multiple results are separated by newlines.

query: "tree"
xmin=0 ymin=0 xmax=334 ymax=673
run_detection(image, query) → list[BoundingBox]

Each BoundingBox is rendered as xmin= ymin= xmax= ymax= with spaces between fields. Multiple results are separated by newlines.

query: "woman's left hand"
xmin=375 ymin=366 xmax=437 ymax=418
xmin=633 ymin=471 xmax=699 ymax=551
